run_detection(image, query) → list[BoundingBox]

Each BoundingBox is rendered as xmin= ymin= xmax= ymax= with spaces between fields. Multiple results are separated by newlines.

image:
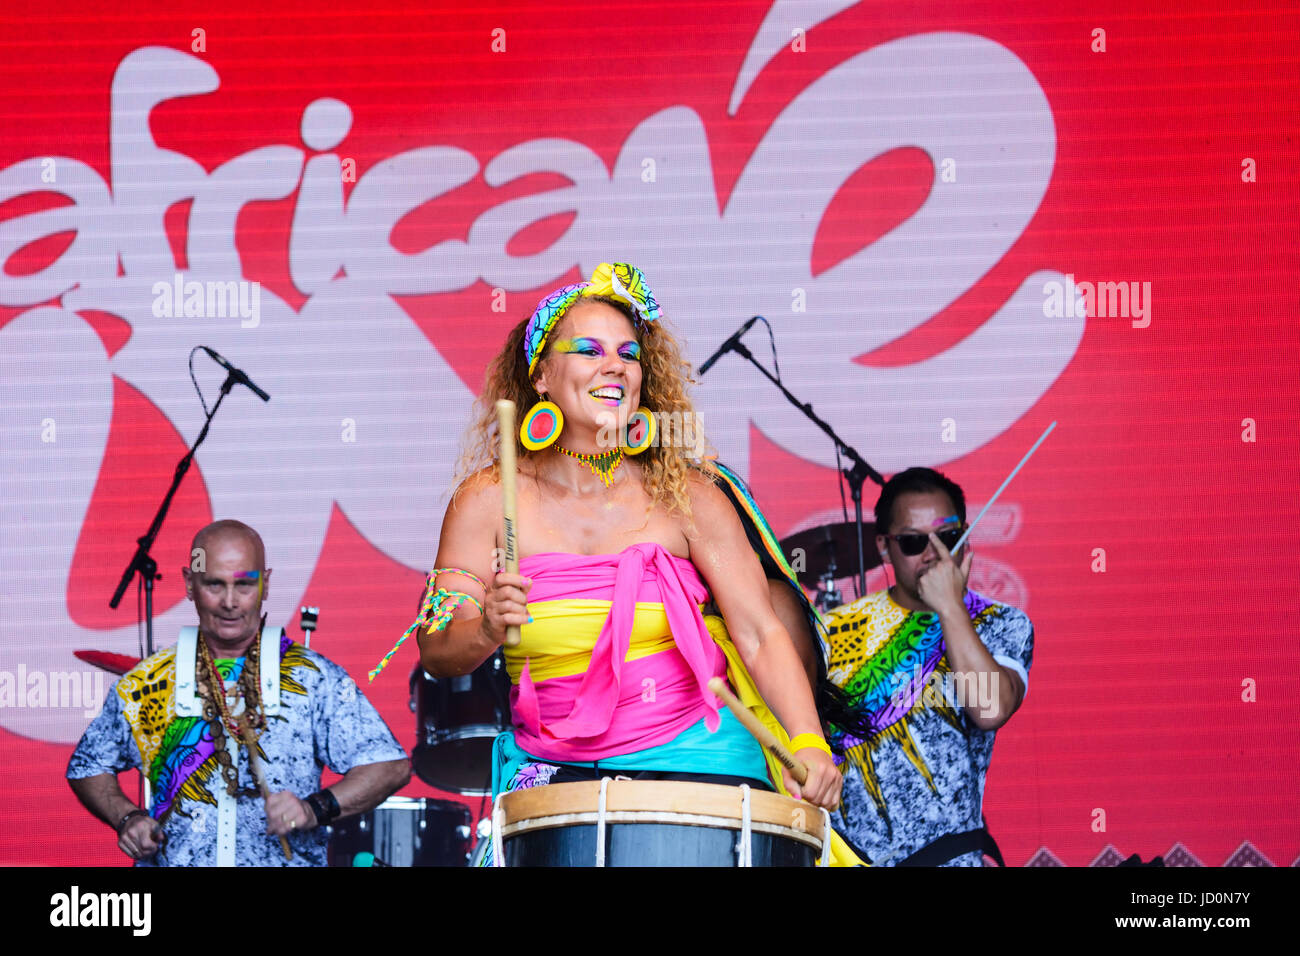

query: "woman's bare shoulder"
xmin=448 ymin=467 xmax=500 ymax=517
xmin=684 ymin=466 xmax=729 ymax=513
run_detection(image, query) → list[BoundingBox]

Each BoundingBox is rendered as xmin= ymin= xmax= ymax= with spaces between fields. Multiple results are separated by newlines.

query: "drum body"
xmin=497 ymin=780 xmax=824 ymax=867
xmin=411 ymin=652 xmax=510 ymax=794
xmin=328 ymin=796 xmax=473 ymax=867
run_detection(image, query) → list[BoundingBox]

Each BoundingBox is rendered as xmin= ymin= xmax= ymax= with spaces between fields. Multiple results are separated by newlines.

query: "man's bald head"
xmin=184 ymin=520 xmax=271 ymax=654
xmin=192 ymin=520 xmax=266 ymax=570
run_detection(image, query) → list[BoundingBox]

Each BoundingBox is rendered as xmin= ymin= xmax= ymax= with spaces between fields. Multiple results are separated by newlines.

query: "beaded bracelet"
xmin=368 ymin=568 xmax=486 ymax=681
xmin=787 ymin=733 xmax=832 ymax=757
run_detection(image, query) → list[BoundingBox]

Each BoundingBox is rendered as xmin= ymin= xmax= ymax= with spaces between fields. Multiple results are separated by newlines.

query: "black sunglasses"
xmin=883 ymin=525 xmax=965 ymax=556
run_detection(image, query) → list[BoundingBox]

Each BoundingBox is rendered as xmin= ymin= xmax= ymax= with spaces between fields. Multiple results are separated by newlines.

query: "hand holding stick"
xmin=241 ymin=725 xmax=293 ymax=861
xmin=708 ymin=677 xmax=807 ymax=785
xmin=495 ymin=400 xmax=522 ymax=648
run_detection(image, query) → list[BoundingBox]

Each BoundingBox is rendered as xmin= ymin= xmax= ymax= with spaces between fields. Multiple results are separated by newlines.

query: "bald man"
xmin=68 ymin=520 xmax=409 ymax=866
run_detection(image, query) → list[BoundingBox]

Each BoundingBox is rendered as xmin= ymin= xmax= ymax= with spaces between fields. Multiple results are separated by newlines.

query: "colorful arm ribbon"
xmin=368 ymin=567 xmax=485 ymax=681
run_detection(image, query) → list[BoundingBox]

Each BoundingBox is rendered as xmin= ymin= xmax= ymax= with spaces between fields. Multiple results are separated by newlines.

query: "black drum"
xmin=411 ymin=651 xmax=511 ymax=794
xmin=494 ymin=781 xmax=826 ymax=867
xmin=328 ymin=796 xmax=473 ymax=867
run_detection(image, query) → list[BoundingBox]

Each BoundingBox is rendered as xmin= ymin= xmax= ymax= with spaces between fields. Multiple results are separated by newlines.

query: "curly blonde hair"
xmin=456 ymin=295 xmax=715 ymax=518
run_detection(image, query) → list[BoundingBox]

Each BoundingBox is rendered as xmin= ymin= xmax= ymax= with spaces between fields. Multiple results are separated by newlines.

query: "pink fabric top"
xmin=510 ymin=542 xmax=728 ymax=762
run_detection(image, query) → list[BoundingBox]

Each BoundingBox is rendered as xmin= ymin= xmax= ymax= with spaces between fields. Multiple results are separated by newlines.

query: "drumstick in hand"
xmin=241 ymin=725 xmax=293 ymax=861
xmin=708 ymin=677 xmax=807 ymax=785
xmin=495 ymin=400 xmax=522 ymax=648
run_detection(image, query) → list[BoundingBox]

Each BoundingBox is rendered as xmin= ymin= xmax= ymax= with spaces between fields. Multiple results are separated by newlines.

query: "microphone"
xmin=697 ymin=316 xmax=762 ymax=376
xmin=352 ymin=851 xmax=390 ymax=867
xmin=201 ymin=346 xmax=271 ymax=402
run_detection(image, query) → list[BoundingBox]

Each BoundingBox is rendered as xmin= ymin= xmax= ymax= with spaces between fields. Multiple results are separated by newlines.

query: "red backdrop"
xmin=1 ymin=0 xmax=1297 ymax=866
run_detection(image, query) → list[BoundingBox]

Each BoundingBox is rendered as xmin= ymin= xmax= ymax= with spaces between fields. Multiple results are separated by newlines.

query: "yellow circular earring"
xmin=520 ymin=399 xmax=564 ymax=451
xmin=622 ymin=409 xmax=656 ymax=455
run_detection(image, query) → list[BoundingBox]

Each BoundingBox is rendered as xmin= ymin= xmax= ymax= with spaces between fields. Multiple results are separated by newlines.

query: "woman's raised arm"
xmin=417 ymin=472 xmax=531 ymax=677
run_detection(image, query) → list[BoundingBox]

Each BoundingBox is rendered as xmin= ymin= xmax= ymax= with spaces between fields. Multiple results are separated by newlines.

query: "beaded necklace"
xmin=197 ymin=632 xmax=263 ymax=797
xmin=557 ymin=446 xmax=624 ymax=488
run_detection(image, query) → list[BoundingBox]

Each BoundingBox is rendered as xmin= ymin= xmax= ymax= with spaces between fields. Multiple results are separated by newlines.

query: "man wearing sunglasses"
xmin=822 ymin=467 xmax=1033 ymax=866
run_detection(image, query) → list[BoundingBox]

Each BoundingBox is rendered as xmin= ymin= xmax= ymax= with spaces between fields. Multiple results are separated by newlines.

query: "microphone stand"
xmin=729 ymin=340 xmax=885 ymax=597
xmin=109 ymin=370 xmax=244 ymax=657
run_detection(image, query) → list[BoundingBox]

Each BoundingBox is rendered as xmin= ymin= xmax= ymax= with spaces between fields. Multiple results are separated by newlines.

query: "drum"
xmin=494 ymin=780 xmax=828 ymax=867
xmin=327 ymin=796 xmax=474 ymax=867
xmin=469 ymin=817 xmax=494 ymax=868
xmin=411 ymin=651 xmax=511 ymax=794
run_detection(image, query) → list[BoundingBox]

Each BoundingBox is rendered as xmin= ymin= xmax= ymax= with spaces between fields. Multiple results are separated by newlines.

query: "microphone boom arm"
xmin=729 ymin=340 xmax=885 ymax=597
xmin=108 ymin=368 xmax=244 ymax=657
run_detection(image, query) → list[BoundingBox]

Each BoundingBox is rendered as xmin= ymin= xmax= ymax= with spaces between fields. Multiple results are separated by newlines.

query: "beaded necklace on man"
xmin=196 ymin=631 xmax=264 ymax=798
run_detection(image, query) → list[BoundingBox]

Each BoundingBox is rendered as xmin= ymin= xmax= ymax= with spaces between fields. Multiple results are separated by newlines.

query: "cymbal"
xmin=74 ymin=649 xmax=141 ymax=676
xmin=779 ymin=521 xmax=881 ymax=586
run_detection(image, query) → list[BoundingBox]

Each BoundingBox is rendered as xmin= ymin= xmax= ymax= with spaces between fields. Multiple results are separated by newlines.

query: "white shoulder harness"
xmin=170 ymin=626 xmax=284 ymax=866
xmin=174 ymin=626 xmax=283 ymax=718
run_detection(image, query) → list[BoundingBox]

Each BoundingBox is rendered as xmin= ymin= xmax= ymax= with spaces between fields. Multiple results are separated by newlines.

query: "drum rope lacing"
xmin=595 ymin=776 xmax=611 ymax=867
xmin=738 ymin=784 xmax=753 ymax=867
xmin=491 ymin=796 xmax=506 ymax=867
xmin=819 ymin=807 xmax=832 ymax=867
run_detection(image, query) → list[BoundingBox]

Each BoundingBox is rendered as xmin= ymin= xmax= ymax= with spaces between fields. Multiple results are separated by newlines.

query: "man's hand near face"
xmin=915 ymin=530 xmax=973 ymax=617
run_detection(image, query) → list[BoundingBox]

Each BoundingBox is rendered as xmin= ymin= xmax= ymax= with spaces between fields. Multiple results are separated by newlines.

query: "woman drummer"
xmin=414 ymin=263 xmax=841 ymax=813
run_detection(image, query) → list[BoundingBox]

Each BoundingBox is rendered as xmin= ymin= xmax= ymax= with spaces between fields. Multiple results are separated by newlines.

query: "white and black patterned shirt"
xmin=68 ymin=640 xmax=406 ymax=867
xmin=824 ymin=589 xmax=1033 ymax=866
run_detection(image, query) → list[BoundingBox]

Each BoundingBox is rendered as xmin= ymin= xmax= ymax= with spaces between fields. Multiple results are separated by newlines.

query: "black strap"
xmin=306 ymin=789 xmax=341 ymax=826
xmin=897 ymin=826 xmax=1005 ymax=867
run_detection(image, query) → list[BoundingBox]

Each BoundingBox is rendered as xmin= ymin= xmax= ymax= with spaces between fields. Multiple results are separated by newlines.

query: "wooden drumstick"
xmin=495 ymin=400 xmax=522 ymax=648
xmin=707 ymin=677 xmax=807 ymax=785
xmin=241 ymin=725 xmax=293 ymax=861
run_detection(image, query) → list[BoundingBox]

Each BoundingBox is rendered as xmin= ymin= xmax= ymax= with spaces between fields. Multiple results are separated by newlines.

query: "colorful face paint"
xmin=552 ymin=338 xmax=642 ymax=362
xmin=552 ymin=337 xmax=604 ymax=356
xmin=236 ymin=570 xmax=263 ymax=602
xmin=931 ymin=515 xmax=961 ymax=528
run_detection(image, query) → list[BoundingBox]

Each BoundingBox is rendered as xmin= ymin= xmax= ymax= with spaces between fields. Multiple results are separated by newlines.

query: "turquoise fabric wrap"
xmin=490 ymin=707 xmax=770 ymax=799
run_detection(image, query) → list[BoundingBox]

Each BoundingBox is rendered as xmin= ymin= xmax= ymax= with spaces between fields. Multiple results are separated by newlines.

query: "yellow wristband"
xmin=787 ymin=733 xmax=832 ymax=756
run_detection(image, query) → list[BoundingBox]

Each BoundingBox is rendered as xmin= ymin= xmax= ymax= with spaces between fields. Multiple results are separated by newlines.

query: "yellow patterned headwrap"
xmin=524 ymin=262 xmax=661 ymax=376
